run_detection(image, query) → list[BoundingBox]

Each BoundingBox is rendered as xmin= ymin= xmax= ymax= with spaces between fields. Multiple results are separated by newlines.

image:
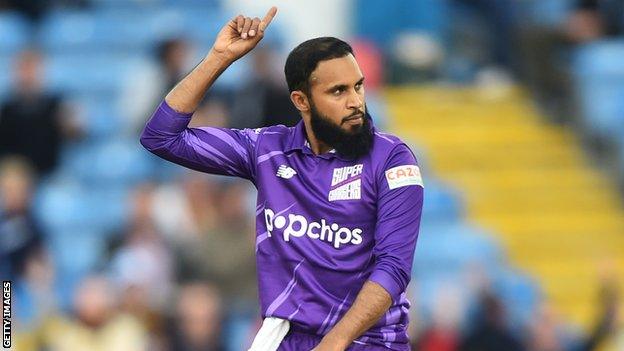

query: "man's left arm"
xmin=314 ymin=144 xmax=425 ymax=351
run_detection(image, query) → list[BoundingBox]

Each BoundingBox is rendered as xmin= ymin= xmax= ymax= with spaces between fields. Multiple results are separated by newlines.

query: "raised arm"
xmin=139 ymin=7 xmax=278 ymax=180
xmin=166 ymin=6 xmax=278 ymax=112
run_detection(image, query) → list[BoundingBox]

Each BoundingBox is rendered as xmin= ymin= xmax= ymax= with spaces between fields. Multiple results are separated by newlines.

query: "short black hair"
xmin=284 ymin=37 xmax=354 ymax=95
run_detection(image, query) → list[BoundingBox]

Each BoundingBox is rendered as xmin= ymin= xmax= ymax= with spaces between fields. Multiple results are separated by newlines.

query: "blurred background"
xmin=1 ymin=0 xmax=623 ymax=350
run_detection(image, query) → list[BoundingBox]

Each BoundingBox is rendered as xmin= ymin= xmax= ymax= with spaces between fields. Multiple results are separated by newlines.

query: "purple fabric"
xmin=140 ymin=100 xmax=424 ymax=350
xmin=277 ymin=331 xmax=410 ymax=350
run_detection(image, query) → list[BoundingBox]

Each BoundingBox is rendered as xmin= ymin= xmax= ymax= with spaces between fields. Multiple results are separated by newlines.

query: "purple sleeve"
xmin=140 ymin=100 xmax=259 ymax=181
xmin=368 ymin=144 xmax=424 ymax=301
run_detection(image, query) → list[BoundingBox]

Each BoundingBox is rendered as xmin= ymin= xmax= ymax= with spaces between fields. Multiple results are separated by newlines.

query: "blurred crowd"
xmin=1 ymin=0 xmax=624 ymax=350
xmin=357 ymin=0 xmax=624 ymax=188
xmin=1 ymin=145 xmax=261 ymax=350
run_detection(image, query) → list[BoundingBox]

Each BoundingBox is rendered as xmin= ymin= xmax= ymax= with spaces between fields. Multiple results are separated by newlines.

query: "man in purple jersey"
xmin=140 ymin=7 xmax=424 ymax=351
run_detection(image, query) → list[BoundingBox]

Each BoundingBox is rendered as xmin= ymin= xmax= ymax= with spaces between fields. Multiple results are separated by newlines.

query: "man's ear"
xmin=290 ymin=91 xmax=310 ymax=112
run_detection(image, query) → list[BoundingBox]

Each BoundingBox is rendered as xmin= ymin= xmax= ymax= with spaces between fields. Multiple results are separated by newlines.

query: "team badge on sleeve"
xmin=385 ymin=165 xmax=424 ymax=189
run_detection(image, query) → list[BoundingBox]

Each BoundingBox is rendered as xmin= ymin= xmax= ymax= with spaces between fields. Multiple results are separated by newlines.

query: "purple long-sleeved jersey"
xmin=140 ymin=101 xmax=424 ymax=350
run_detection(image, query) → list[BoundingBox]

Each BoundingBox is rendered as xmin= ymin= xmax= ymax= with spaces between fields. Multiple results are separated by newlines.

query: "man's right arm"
xmin=139 ymin=7 xmax=277 ymax=180
xmin=165 ymin=6 xmax=277 ymax=113
xmin=164 ymin=50 xmax=232 ymax=114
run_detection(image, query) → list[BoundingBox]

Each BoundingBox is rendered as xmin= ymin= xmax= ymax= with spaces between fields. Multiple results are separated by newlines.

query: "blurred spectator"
xmin=518 ymin=0 xmax=624 ymax=124
xmin=109 ymin=184 xmax=175 ymax=314
xmin=416 ymin=283 xmax=465 ymax=351
xmin=1 ymin=2 xmax=621 ymax=351
xmin=565 ymin=0 xmax=624 ymax=43
xmin=40 ymin=275 xmax=149 ymax=351
xmin=459 ymin=290 xmax=525 ymax=351
xmin=150 ymin=171 xmax=220 ymax=245
xmin=165 ymin=281 xmax=225 ymax=351
xmin=189 ymin=98 xmax=231 ymax=129
xmin=527 ymin=278 xmax=619 ymax=351
xmin=527 ymin=303 xmax=568 ymax=351
xmin=0 ymin=50 xmax=82 ymax=178
xmin=175 ymin=181 xmax=257 ymax=307
xmin=119 ymin=38 xmax=193 ymax=135
xmin=452 ymin=0 xmax=519 ymax=73
xmin=229 ymin=46 xmax=299 ymax=128
xmin=11 ymin=244 xmax=59 ymax=351
xmin=517 ymin=28 xmax=574 ymax=123
xmin=14 ymin=245 xmax=56 ymax=322
xmin=123 ymin=174 xmax=256 ymax=350
xmin=101 ymin=183 xmax=176 ymax=349
xmin=156 ymin=38 xmax=193 ymax=93
xmin=585 ymin=287 xmax=619 ymax=349
xmin=0 ymin=156 xmax=44 ymax=280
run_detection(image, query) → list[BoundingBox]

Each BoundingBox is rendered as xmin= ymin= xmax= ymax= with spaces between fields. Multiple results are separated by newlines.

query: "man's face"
xmin=308 ymin=54 xmax=366 ymax=133
xmin=307 ymin=54 xmax=373 ymax=159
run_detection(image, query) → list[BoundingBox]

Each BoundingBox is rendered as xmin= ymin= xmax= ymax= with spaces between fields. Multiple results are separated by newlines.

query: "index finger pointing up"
xmin=258 ymin=6 xmax=277 ymax=33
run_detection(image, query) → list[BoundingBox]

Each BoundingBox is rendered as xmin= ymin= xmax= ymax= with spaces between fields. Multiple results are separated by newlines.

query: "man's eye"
xmin=333 ymin=89 xmax=343 ymax=95
xmin=355 ymin=83 xmax=362 ymax=90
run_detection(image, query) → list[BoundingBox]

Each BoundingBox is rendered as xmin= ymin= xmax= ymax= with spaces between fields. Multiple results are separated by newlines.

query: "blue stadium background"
xmin=1 ymin=0 xmax=623 ymax=350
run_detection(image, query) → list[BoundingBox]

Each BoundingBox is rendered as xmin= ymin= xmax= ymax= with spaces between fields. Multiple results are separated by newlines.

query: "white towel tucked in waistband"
xmin=248 ymin=317 xmax=290 ymax=351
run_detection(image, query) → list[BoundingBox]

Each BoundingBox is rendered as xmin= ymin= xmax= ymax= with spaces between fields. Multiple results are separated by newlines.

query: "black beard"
xmin=309 ymin=101 xmax=374 ymax=160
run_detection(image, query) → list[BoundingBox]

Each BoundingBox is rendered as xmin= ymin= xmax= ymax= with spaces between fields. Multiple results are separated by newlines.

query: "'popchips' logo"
xmin=264 ymin=208 xmax=362 ymax=249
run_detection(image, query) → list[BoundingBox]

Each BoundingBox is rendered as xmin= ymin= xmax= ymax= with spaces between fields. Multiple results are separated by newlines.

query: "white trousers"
xmin=248 ymin=317 xmax=291 ymax=351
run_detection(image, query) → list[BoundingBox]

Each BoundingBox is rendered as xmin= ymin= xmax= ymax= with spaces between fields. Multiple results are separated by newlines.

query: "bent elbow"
xmin=139 ymin=129 xmax=154 ymax=151
xmin=139 ymin=127 xmax=164 ymax=153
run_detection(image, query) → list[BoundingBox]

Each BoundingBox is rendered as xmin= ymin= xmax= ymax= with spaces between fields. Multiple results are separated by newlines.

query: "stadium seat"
xmin=38 ymin=10 xmax=98 ymax=51
xmin=162 ymin=0 xmax=221 ymax=7
xmin=176 ymin=6 xmax=228 ymax=43
xmin=34 ymin=176 xmax=131 ymax=236
xmin=572 ymin=40 xmax=624 ymax=141
xmin=49 ymin=229 xmax=107 ymax=273
xmin=44 ymin=52 xmax=146 ymax=95
xmin=400 ymin=0 xmax=448 ymax=40
xmin=420 ymin=179 xmax=464 ymax=224
xmin=90 ymin=0 xmax=221 ymax=11
xmin=39 ymin=7 xmax=226 ymax=53
xmin=492 ymin=268 xmax=541 ymax=328
xmin=414 ymin=222 xmax=503 ymax=276
xmin=89 ymin=138 xmax=155 ymax=185
xmin=89 ymin=186 xmax=131 ymax=233
xmin=57 ymin=138 xmax=155 ymax=187
xmin=354 ymin=0 xmax=403 ymax=50
xmin=519 ymin=0 xmax=574 ymax=26
xmin=39 ymin=9 xmax=157 ymax=52
xmin=47 ymin=228 xmax=108 ymax=310
xmin=70 ymin=94 xmax=124 ymax=139
xmin=355 ymin=0 xmax=448 ymax=50
xmin=0 ymin=11 xmax=31 ymax=54
xmin=34 ymin=179 xmax=96 ymax=231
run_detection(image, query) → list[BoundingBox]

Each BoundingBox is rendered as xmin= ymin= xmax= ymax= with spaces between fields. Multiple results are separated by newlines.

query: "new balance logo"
xmin=276 ymin=165 xmax=297 ymax=179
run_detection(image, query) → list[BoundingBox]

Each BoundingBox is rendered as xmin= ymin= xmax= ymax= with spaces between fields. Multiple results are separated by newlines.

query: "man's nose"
xmin=346 ymin=90 xmax=363 ymax=110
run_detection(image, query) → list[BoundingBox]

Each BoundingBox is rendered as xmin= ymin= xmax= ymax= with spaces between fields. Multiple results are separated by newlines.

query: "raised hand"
xmin=212 ymin=6 xmax=278 ymax=63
